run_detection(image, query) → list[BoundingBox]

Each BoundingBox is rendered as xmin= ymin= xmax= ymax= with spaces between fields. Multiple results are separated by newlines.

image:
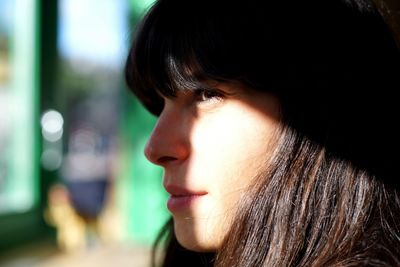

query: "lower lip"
xmin=167 ymin=195 xmax=205 ymax=212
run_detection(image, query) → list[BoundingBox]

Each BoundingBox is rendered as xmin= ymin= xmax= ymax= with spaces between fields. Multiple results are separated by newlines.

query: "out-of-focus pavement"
xmin=0 ymin=240 xmax=151 ymax=267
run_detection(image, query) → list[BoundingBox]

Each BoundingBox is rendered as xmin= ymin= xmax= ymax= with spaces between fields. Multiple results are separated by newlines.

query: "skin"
xmin=144 ymin=81 xmax=281 ymax=252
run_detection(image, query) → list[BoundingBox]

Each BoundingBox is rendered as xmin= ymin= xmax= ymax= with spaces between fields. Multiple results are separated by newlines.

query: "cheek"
xmin=190 ymin=107 xmax=277 ymax=189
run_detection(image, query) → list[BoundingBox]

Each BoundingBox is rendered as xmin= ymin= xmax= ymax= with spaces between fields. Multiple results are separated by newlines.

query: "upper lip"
xmin=164 ymin=184 xmax=208 ymax=197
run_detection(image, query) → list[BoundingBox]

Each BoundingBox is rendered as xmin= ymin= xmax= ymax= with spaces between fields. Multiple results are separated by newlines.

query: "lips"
xmin=164 ymin=184 xmax=207 ymax=212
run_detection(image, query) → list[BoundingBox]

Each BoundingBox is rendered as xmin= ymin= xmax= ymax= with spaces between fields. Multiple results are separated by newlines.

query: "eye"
xmin=194 ymin=88 xmax=224 ymax=103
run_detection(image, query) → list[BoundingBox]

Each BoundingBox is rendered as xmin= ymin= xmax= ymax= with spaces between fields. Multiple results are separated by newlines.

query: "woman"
xmin=125 ymin=0 xmax=400 ymax=266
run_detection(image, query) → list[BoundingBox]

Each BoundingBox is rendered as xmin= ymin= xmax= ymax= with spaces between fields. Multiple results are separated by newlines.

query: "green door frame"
xmin=0 ymin=0 xmax=58 ymax=252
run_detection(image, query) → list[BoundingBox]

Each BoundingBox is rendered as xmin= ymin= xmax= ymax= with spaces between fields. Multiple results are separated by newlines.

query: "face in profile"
xmin=144 ymin=81 xmax=281 ymax=252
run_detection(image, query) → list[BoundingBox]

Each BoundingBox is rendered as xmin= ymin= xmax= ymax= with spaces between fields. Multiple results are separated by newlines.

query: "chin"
xmin=176 ymin=235 xmax=218 ymax=253
xmin=174 ymin=220 xmax=220 ymax=252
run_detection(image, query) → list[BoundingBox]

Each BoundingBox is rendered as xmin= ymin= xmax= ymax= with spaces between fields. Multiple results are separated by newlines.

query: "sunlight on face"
xmin=144 ymin=82 xmax=281 ymax=252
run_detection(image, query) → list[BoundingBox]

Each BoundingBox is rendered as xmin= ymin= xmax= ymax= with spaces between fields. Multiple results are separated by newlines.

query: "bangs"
xmin=125 ymin=1 xmax=241 ymax=116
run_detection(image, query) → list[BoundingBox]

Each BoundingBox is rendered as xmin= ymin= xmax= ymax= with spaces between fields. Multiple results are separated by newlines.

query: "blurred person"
xmin=125 ymin=0 xmax=400 ymax=266
xmin=60 ymin=122 xmax=114 ymax=248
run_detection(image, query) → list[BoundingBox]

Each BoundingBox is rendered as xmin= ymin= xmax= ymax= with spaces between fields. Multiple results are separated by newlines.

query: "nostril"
xmin=157 ymin=156 xmax=178 ymax=164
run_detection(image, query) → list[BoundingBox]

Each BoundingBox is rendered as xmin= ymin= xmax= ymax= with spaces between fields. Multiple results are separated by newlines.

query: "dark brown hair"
xmin=125 ymin=0 xmax=400 ymax=265
xmin=216 ymin=126 xmax=400 ymax=266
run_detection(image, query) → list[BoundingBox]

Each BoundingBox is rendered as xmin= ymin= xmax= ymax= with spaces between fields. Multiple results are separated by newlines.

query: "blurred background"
xmin=0 ymin=0 xmax=399 ymax=267
xmin=0 ymin=0 xmax=167 ymax=266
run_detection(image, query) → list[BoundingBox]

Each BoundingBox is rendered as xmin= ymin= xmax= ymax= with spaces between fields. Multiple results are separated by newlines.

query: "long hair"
xmin=125 ymin=0 xmax=400 ymax=265
xmin=215 ymin=126 xmax=400 ymax=266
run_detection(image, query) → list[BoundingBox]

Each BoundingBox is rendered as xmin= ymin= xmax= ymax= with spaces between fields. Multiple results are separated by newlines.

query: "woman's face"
xmin=144 ymin=81 xmax=281 ymax=252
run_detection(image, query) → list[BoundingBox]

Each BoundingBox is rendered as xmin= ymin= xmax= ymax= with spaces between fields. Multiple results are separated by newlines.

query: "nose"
xmin=144 ymin=106 xmax=190 ymax=166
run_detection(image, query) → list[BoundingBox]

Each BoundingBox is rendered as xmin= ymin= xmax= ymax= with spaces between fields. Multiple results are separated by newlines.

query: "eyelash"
xmin=194 ymin=88 xmax=225 ymax=103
